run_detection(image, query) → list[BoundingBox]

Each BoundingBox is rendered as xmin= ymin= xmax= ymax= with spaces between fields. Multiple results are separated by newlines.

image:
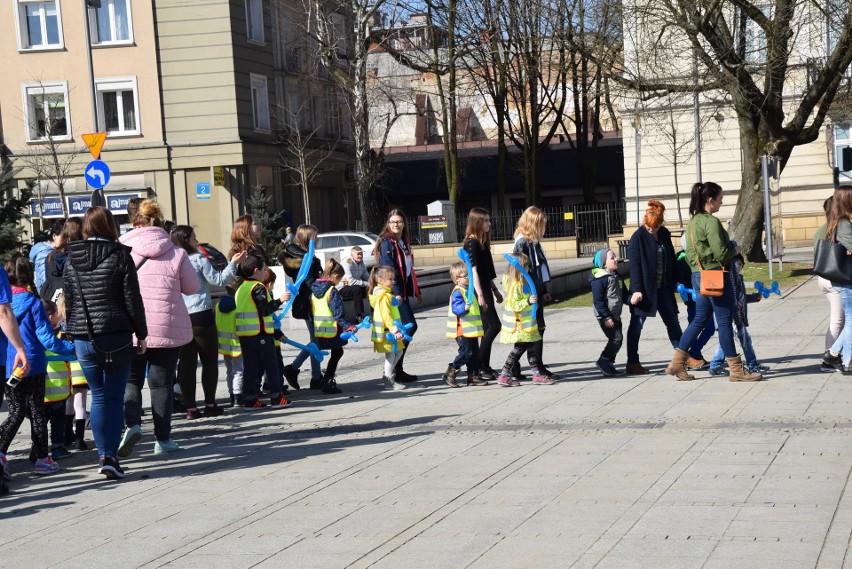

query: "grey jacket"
xmin=339 ymin=258 xmax=369 ymax=288
xmin=182 ymin=252 xmax=238 ymax=314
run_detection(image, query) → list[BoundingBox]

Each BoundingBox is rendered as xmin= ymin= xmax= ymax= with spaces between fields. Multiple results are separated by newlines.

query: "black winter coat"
xmin=63 ymin=239 xmax=148 ymax=340
xmin=628 ymin=226 xmax=677 ymax=318
xmin=278 ymin=243 xmax=322 ymax=320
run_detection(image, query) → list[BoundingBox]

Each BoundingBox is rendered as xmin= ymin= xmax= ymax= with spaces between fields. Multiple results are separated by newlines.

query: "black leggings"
xmin=0 ymin=374 xmax=48 ymax=458
xmin=502 ymin=343 xmax=542 ymax=376
xmin=178 ymin=320 xmax=220 ymax=407
xmin=478 ymin=288 xmax=501 ymax=370
xmin=325 ymin=348 xmax=344 ymax=378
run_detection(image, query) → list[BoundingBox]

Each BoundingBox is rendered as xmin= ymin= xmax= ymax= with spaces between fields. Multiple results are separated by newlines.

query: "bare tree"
xmin=620 ymin=0 xmax=852 ymax=259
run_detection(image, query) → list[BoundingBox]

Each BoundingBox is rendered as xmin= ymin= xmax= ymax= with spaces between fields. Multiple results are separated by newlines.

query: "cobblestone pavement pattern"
xmin=1 ymin=276 xmax=851 ymax=569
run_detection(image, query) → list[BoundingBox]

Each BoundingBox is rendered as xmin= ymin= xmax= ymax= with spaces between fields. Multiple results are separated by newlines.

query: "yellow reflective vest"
xmin=312 ymin=287 xmax=338 ymax=338
xmin=446 ymin=286 xmax=484 ymax=339
xmin=235 ymin=280 xmax=274 ymax=336
xmin=371 ymin=287 xmax=403 ymax=353
xmin=215 ymin=300 xmax=242 ymax=357
xmin=501 ymin=281 xmax=539 ymax=334
xmin=44 ymin=351 xmax=75 ymax=403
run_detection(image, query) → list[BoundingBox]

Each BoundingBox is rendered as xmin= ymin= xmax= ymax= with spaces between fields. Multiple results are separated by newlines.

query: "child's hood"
xmin=217 ymin=295 xmax=236 ymax=313
xmin=591 ymin=267 xmax=614 ymax=280
xmin=369 ymin=284 xmax=391 ymax=308
xmin=312 ymin=279 xmax=334 ymax=298
xmin=11 ymin=289 xmax=38 ymax=318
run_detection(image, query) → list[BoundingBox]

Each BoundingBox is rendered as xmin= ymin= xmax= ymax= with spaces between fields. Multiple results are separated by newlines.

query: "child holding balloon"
xmin=441 ymin=261 xmax=488 ymax=388
xmin=707 ymin=254 xmax=769 ymax=375
xmin=368 ymin=267 xmax=409 ymax=391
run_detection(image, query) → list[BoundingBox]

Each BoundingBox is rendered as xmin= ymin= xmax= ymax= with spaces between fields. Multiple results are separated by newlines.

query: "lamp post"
xmin=84 ymin=0 xmax=100 ymax=131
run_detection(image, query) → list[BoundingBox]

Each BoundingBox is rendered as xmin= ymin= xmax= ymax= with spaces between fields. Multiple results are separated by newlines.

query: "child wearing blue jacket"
xmin=0 ymin=256 xmax=74 ymax=482
xmin=591 ymin=248 xmax=628 ymax=376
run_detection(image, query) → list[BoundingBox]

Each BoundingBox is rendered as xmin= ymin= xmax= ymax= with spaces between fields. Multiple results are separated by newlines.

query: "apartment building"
xmin=1 ymin=0 xmax=354 ymax=251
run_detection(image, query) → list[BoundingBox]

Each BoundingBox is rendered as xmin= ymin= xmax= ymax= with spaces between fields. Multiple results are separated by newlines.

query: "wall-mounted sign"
xmin=30 ymin=197 xmax=64 ymax=218
xmin=212 ymin=166 xmax=226 ymax=187
xmin=196 ymin=182 xmax=211 ymax=200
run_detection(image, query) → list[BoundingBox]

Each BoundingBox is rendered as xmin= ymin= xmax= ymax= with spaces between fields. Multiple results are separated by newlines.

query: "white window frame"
xmin=246 ymin=0 xmax=265 ymax=45
xmin=744 ymin=5 xmax=772 ymax=64
xmin=250 ymin=73 xmax=271 ymax=132
xmin=13 ymin=0 xmax=64 ymax=51
xmin=836 ymin=123 xmax=852 ymax=181
xmin=95 ymin=76 xmax=141 ymax=136
xmin=22 ymin=81 xmax=72 ymax=142
xmin=88 ymin=0 xmax=134 ymax=47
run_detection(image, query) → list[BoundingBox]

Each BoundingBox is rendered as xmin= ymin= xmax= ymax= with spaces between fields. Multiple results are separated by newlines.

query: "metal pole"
xmin=693 ymin=50 xmax=702 ymax=183
xmin=84 ymin=1 xmax=99 ymax=131
xmin=634 ymin=116 xmax=641 ymax=226
xmin=761 ymin=155 xmax=773 ymax=280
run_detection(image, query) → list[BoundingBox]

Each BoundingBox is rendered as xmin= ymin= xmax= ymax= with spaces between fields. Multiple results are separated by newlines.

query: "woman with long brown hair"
xmin=462 ymin=207 xmax=501 ymax=382
xmin=375 ymin=208 xmax=421 ymax=382
xmin=822 ymin=185 xmax=852 ymax=373
xmin=40 ymin=217 xmax=82 ymax=302
xmin=228 ymin=215 xmax=267 ymax=264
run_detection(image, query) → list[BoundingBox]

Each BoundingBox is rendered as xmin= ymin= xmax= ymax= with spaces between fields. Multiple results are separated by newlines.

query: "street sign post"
xmin=85 ymin=160 xmax=110 ymax=189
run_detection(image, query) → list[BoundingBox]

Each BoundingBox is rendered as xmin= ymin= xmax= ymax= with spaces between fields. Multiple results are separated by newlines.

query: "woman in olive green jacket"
xmin=664 ymin=182 xmax=762 ymax=382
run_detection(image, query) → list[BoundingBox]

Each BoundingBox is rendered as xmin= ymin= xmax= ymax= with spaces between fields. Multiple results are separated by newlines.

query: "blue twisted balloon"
xmin=385 ymin=320 xmax=414 ymax=353
xmin=340 ymin=316 xmax=371 ymax=342
xmin=283 ymin=338 xmax=328 ymax=363
xmin=457 ymin=248 xmax=475 ymax=303
xmin=278 ymin=239 xmax=315 ymax=317
xmin=503 ymin=254 xmax=538 ymax=320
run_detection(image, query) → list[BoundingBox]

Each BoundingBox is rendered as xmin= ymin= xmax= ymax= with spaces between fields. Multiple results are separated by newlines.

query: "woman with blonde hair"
xmin=463 ymin=207 xmax=502 ymax=380
xmin=279 ymin=224 xmax=324 ymax=389
xmin=118 ymin=200 xmax=200 ymax=457
xmin=511 ymin=207 xmax=557 ymax=381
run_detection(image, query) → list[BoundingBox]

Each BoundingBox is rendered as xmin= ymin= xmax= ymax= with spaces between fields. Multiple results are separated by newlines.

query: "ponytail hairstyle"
xmin=5 ymin=255 xmax=36 ymax=293
xmin=688 ymin=182 xmax=723 ymax=216
xmin=368 ymin=265 xmax=395 ymax=291
xmin=322 ymin=258 xmax=345 ymax=280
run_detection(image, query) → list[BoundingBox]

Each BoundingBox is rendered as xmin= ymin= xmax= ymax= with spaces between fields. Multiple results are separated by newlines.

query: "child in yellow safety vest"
xmin=215 ymin=281 xmax=243 ymax=407
xmin=368 ymin=266 xmax=408 ymax=391
xmin=42 ymin=299 xmax=82 ymax=460
xmin=497 ymin=254 xmax=554 ymax=387
xmin=310 ymin=259 xmax=357 ymax=394
xmin=234 ymin=254 xmax=291 ymax=410
xmin=260 ymin=269 xmax=290 ymax=396
xmin=441 ymin=262 xmax=489 ymax=388
xmin=55 ymin=294 xmax=90 ymax=452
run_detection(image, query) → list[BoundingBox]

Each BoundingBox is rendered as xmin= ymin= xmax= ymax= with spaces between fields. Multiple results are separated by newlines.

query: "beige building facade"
xmin=1 ymin=0 xmax=354 ymax=252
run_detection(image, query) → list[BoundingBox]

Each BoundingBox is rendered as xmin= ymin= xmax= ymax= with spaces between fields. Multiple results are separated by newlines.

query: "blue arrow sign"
xmin=85 ymin=160 xmax=110 ymax=189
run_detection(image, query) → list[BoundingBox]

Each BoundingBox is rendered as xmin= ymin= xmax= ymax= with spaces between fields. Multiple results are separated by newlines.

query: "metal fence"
xmin=408 ymin=202 xmax=626 ymax=253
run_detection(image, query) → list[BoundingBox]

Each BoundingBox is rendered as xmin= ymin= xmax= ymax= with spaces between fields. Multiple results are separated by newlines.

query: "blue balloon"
xmin=676 ymin=283 xmax=697 ymax=302
xmin=457 ymin=248 xmax=476 ymax=303
xmin=754 ymin=280 xmax=781 ymax=298
xmin=283 ymin=338 xmax=328 ymax=363
xmin=384 ymin=320 xmax=414 ymax=353
xmin=278 ymin=239 xmax=315 ymax=317
xmin=340 ymin=316 xmax=371 ymax=342
xmin=503 ymin=254 xmax=538 ymax=320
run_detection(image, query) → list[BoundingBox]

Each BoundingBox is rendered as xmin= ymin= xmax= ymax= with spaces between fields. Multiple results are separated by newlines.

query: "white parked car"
xmin=315 ymin=232 xmax=379 ymax=267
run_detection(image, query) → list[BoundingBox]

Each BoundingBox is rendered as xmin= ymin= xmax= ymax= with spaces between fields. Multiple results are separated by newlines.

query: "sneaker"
xmin=480 ymin=367 xmax=497 ymax=381
xmin=186 ymin=408 xmax=201 ymax=420
xmin=309 ymin=378 xmax=322 ymax=390
xmin=540 ymin=367 xmax=561 ymax=381
xmin=270 ymin=393 xmax=293 ymax=408
xmin=51 ymin=446 xmax=71 ymax=460
xmin=823 ymin=350 xmax=843 ymax=371
xmin=708 ymin=366 xmax=727 ymax=376
xmin=391 ymin=380 xmax=408 ymax=391
xmin=243 ymin=397 xmax=267 ymax=411
xmin=73 ymin=438 xmax=88 ymax=451
xmin=117 ymin=425 xmax=143 ymax=459
xmin=381 ymin=375 xmax=395 ymax=389
xmin=34 ymin=456 xmax=59 ymax=475
xmin=202 ymin=404 xmax=225 ymax=417
xmin=0 ymin=454 xmax=10 ymax=481
xmin=497 ymin=373 xmax=520 ymax=387
xmin=595 ymin=358 xmax=619 ymax=377
xmin=153 ymin=440 xmax=180 ymax=455
xmin=748 ymin=363 xmax=770 ymax=373
xmin=321 ymin=377 xmax=343 ymax=394
xmin=235 ymin=393 xmax=245 ymax=407
xmin=98 ymin=455 xmax=125 ymax=480
xmin=532 ymin=373 xmax=556 ymax=385
xmin=283 ymin=365 xmax=301 ymax=390
xmin=821 ymin=363 xmax=836 ymax=373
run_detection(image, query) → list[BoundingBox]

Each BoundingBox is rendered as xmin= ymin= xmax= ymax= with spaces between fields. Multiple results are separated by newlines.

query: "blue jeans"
xmin=290 ymin=316 xmax=321 ymax=381
xmin=830 ymin=285 xmax=852 ymax=366
xmin=710 ymin=326 xmax=758 ymax=369
xmin=626 ymin=286 xmax=682 ymax=364
xmin=74 ymin=333 xmax=133 ymax=459
xmin=452 ymin=337 xmax=480 ymax=373
xmin=686 ymin=302 xmax=716 ymax=359
xmin=677 ymin=272 xmax=736 ymax=358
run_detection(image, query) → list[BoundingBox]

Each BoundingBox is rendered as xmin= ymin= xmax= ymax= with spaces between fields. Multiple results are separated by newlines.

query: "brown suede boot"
xmin=665 ymin=348 xmax=696 ymax=381
xmin=467 ymin=373 xmax=489 ymax=386
xmin=442 ymin=365 xmax=460 ymax=388
xmin=726 ymin=355 xmax=763 ymax=382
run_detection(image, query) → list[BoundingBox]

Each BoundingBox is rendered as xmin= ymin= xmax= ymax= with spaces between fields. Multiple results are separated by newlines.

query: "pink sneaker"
xmin=532 ymin=373 xmax=556 ymax=385
xmin=497 ymin=373 xmax=520 ymax=387
xmin=0 ymin=454 xmax=11 ymax=480
xmin=34 ymin=456 xmax=59 ymax=475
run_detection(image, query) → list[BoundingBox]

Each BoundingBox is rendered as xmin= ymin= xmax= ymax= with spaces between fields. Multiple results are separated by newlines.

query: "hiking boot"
xmin=626 ymin=362 xmax=651 ymax=375
xmin=395 ymin=370 xmax=418 ymax=383
xmin=686 ymin=357 xmax=709 ymax=370
xmin=442 ymin=365 xmax=460 ymax=388
xmin=665 ymin=348 xmax=696 ymax=381
xmin=117 ymin=425 xmax=143 ymax=458
xmin=320 ymin=375 xmax=342 ymax=394
xmin=726 ymin=355 xmax=763 ymax=382
xmin=283 ymin=365 xmax=301 ymax=390
xmin=467 ymin=373 xmax=489 ymax=386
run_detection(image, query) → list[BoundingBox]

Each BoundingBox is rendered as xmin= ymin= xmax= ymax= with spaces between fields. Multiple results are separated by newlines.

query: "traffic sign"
xmin=85 ymin=160 xmax=111 ymax=189
xmin=82 ymin=132 xmax=107 ymax=159
xmin=196 ymin=182 xmax=211 ymax=200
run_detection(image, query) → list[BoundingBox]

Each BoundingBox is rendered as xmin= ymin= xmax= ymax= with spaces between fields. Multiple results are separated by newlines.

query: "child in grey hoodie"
xmin=590 ymin=248 xmax=628 ymax=376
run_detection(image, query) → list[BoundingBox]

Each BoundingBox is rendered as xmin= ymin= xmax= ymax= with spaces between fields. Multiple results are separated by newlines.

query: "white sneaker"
xmin=392 ymin=381 xmax=408 ymax=391
xmin=117 ymin=425 xmax=143 ymax=458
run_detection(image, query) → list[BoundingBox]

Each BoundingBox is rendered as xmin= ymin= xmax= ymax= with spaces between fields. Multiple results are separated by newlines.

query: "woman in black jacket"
xmin=625 ymin=200 xmax=682 ymax=374
xmin=63 ymin=207 xmax=147 ymax=480
xmin=463 ymin=207 xmax=501 ymax=381
xmin=279 ymin=224 xmax=323 ymax=390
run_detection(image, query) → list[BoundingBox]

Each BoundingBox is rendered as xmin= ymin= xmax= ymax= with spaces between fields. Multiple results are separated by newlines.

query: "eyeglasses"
xmin=388 ymin=220 xmax=405 ymax=225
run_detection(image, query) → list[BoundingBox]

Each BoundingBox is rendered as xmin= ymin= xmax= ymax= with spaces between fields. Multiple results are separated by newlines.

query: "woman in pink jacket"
xmin=116 ymin=200 xmax=199 ymax=457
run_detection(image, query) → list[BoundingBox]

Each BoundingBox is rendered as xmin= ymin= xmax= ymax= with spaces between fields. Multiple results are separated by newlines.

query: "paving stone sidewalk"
xmin=2 ymin=274 xmax=851 ymax=569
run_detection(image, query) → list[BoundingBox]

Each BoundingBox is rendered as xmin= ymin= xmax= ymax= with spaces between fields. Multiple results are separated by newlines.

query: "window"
xmin=330 ymin=13 xmax=347 ymax=56
xmin=250 ymin=73 xmax=270 ymax=131
xmin=23 ymin=82 xmax=70 ymax=141
xmin=96 ymin=77 xmax=139 ymax=135
xmin=246 ymin=0 xmax=264 ymax=44
xmin=743 ymin=5 xmax=772 ymax=63
xmin=90 ymin=0 xmax=132 ymax=45
xmin=827 ymin=0 xmax=845 ymax=57
xmin=836 ymin=123 xmax=852 ymax=181
xmin=338 ymin=95 xmax=351 ymax=140
xmin=15 ymin=1 xmax=63 ymax=50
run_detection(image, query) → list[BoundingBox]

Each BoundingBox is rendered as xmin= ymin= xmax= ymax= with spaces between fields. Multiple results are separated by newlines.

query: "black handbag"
xmin=72 ymin=268 xmax=138 ymax=371
xmin=814 ymin=233 xmax=852 ymax=284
